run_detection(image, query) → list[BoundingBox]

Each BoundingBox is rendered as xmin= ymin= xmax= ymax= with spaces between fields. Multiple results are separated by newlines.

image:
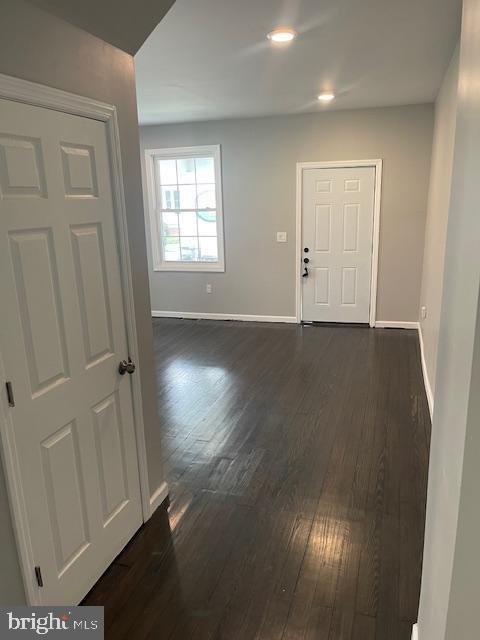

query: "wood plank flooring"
xmin=84 ymin=318 xmax=431 ymax=640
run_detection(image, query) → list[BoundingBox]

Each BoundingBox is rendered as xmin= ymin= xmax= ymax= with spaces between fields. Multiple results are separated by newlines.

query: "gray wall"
xmin=0 ymin=459 xmax=24 ymax=603
xmin=140 ymin=105 xmax=434 ymax=322
xmin=27 ymin=0 xmax=175 ymax=54
xmin=0 ymin=0 xmax=166 ymax=602
xmin=419 ymin=47 xmax=459 ymax=406
xmin=418 ymin=0 xmax=480 ymax=637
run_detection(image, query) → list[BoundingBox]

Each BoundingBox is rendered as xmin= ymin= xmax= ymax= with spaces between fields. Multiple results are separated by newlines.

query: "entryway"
xmin=297 ymin=161 xmax=381 ymax=325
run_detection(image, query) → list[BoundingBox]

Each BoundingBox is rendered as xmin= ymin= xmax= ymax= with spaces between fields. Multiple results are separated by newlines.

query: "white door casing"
xmin=0 ymin=94 xmax=144 ymax=605
xmin=297 ymin=162 xmax=381 ymax=324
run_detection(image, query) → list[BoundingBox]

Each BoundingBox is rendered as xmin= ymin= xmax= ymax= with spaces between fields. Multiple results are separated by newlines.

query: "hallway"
xmin=84 ymin=319 xmax=430 ymax=639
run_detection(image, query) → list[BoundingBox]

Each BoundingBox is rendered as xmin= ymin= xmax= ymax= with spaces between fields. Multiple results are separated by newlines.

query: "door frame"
xmin=0 ymin=73 xmax=151 ymax=604
xmin=295 ymin=159 xmax=383 ymax=327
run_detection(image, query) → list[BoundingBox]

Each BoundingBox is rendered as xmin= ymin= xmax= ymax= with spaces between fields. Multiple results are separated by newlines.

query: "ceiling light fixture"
xmin=317 ymin=93 xmax=335 ymax=102
xmin=267 ymin=28 xmax=297 ymax=43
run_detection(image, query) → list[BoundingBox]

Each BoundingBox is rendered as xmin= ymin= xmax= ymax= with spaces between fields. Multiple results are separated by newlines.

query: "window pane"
xmin=179 ymin=184 xmax=196 ymax=209
xmin=179 ymin=211 xmax=197 ymax=236
xmin=153 ymin=149 xmax=222 ymax=268
xmin=197 ymin=211 xmax=217 ymax=236
xmin=195 ymin=157 xmax=215 ymax=183
xmin=161 ymin=186 xmax=178 ymax=210
xmin=163 ymin=236 xmax=181 ymax=261
xmin=180 ymin=237 xmax=199 ymax=261
xmin=177 ymin=158 xmax=195 ymax=184
xmin=162 ymin=211 xmax=179 ymax=236
xmin=158 ymin=159 xmax=177 ymax=185
xmin=199 ymin=236 xmax=218 ymax=262
xmin=196 ymin=184 xmax=216 ymax=209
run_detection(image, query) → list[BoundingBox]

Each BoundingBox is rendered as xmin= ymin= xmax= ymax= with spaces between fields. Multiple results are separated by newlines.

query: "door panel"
xmin=92 ymin=392 xmax=129 ymax=525
xmin=0 ymin=98 xmax=142 ymax=605
xmin=315 ymin=205 xmax=331 ymax=251
xmin=341 ymin=267 xmax=357 ymax=305
xmin=0 ymin=134 xmax=47 ymax=198
xmin=9 ymin=229 xmax=70 ymax=395
xmin=71 ymin=224 xmax=114 ymax=367
xmin=301 ymin=166 xmax=375 ymax=323
xmin=41 ymin=421 xmax=90 ymax=575
xmin=315 ymin=268 xmax=330 ymax=305
xmin=61 ymin=143 xmax=98 ymax=198
xmin=343 ymin=204 xmax=359 ymax=252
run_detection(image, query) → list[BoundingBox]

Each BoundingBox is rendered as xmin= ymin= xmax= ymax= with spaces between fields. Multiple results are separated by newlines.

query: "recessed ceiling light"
xmin=317 ymin=93 xmax=335 ymax=102
xmin=267 ymin=28 xmax=297 ymax=43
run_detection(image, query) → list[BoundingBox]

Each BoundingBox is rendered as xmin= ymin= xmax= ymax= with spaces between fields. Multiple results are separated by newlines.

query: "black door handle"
xmin=119 ymin=358 xmax=136 ymax=375
xmin=302 ymin=267 xmax=309 ymax=278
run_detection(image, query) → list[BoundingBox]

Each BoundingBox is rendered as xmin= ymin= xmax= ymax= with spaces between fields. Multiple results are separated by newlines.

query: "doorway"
xmin=0 ymin=76 xmax=149 ymax=606
xmin=296 ymin=161 xmax=382 ymax=326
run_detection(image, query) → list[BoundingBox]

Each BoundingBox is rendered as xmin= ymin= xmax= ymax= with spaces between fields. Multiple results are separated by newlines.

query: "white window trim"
xmin=144 ymin=144 xmax=225 ymax=272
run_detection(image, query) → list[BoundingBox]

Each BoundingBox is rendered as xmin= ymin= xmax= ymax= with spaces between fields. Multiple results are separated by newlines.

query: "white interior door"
xmin=0 ymin=98 xmax=142 ymax=605
xmin=301 ymin=166 xmax=375 ymax=323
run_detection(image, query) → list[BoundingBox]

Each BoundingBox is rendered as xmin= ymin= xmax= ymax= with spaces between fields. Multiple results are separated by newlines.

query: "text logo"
xmin=0 ymin=607 xmax=103 ymax=638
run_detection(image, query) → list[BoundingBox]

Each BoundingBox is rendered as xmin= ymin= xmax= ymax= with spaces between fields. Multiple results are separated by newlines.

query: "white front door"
xmin=0 ymin=98 xmax=142 ymax=604
xmin=301 ymin=166 xmax=376 ymax=323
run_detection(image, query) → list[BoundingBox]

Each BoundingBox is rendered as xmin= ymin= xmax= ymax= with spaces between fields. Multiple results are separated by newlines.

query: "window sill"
xmin=153 ymin=263 xmax=225 ymax=273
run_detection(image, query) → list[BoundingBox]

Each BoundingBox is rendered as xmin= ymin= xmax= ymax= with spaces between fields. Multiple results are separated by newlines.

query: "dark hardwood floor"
xmin=84 ymin=318 xmax=431 ymax=640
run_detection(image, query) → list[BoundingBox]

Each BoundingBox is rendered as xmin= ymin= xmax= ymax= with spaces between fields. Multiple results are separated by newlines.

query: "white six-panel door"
xmin=0 ymin=98 xmax=142 ymax=604
xmin=301 ymin=166 xmax=376 ymax=323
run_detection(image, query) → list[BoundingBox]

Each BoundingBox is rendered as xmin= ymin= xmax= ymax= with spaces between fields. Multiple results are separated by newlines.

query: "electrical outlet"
xmin=276 ymin=231 xmax=287 ymax=243
xmin=206 ymin=284 xmax=213 ymax=294
xmin=421 ymin=306 xmax=427 ymax=320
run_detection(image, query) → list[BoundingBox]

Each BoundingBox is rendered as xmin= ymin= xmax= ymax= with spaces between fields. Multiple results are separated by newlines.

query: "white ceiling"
xmin=135 ymin=0 xmax=462 ymax=125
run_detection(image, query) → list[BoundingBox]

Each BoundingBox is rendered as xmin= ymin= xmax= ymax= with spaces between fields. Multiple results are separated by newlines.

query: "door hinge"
xmin=5 ymin=381 xmax=15 ymax=407
xmin=35 ymin=566 xmax=43 ymax=588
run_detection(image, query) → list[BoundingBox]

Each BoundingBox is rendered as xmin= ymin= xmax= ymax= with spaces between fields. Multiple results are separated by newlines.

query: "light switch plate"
xmin=276 ymin=231 xmax=287 ymax=243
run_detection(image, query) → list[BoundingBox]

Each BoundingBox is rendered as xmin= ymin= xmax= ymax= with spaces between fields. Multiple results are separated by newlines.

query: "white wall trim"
xmin=152 ymin=310 xmax=297 ymax=323
xmin=418 ymin=325 xmax=434 ymax=418
xmin=411 ymin=623 xmax=419 ymax=640
xmin=144 ymin=144 xmax=225 ymax=272
xmin=0 ymin=73 xmax=152 ymax=604
xmin=295 ymin=159 xmax=383 ymax=327
xmin=375 ymin=320 xmax=420 ymax=330
xmin=149 ymin=481 xmax=169 ymax=516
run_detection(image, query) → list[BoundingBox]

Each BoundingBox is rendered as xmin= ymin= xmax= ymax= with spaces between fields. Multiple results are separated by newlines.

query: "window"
xmin=145 ymin=145 xmax=225 ymax=271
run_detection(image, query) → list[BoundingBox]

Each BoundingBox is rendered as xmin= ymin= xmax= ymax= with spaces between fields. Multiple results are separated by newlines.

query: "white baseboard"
xmin=411 ymin=622 xmax=419 ymax=640
xmin=154 ymin=312 xmax=422 ymax=329
xmin=418 ymin=325 xmax=434 ymax=419
xmin=152 ymin=310 xmax=298 ymax=324
xmin=149 ymin=481 xmax=169 ymax=517
xmin=375 ymin=320 xmax=420 ymax=330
